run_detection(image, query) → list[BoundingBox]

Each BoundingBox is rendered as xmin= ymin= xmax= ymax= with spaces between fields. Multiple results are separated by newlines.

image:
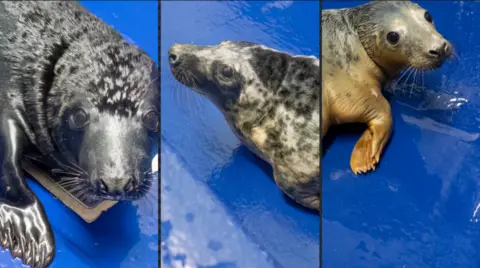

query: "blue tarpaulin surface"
xmin=323 ymin=1 xmax=480 ymax=267
xmin=161 ymin=1 xmax=319 ymax=268
xmin=0 ymin=2 xmax=159 ymax=267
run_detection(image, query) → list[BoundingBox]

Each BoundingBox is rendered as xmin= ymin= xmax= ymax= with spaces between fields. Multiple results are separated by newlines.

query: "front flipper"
xmin=0 ymin=196 xmax=54 ymax=267
xmin=273 ymin=166 xmax=320 ymax=211
xmin=0 ymin=118 xmax=54 ymax=267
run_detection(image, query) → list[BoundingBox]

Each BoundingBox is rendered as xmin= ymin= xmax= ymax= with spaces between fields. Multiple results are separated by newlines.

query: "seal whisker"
xmin=182 ymin=72 xmax=195 ymax=114
xmin=403 ymin=67 xmax=415 ymax=87
xmin=58 ymin=178 xmax=78 ymax=186
xmin=421 ymin=70 xmax=425 ymax=92
xmin=184 ymin=70 xmax=205 ymax=115
xmin=170 ymin=69 xmax=206 ymax=118
xmin=449 ymin=50 xmax=460 ymax=68
xmin=58 ymin=179 xmax=82 ymax=190
xmin=178 ymin=70 xmax=189 ymax=107
xmin=143 ymin=168 xmax=152 ymax=175
xmin=188 ymin=71 xmax=207 ymax=112
xmin=176 ymin=71 xmax=189 ymax=108
xmin=58 ymin=179 xmax=80 ymax=187
xmin=51 ymin=168 xmax=81 ymax=177
xmin=50 ymin=154 xmax=86 ymax=175
xmin=409 ymin=69 xmax=419 ymax=98
xmin=167 ymin=71 xmax=182 ymax=105
xmin=395 ymin=66 xmax=412 ymax=86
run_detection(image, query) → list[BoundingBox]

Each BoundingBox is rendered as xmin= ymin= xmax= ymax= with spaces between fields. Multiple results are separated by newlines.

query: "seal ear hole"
xmin=142 ymin=110 xmax=159 ymax=132
xmin=386 ymin=32 xmax=400 ymax=46
xmin=69 ymin=108 xmax=90 ymax=130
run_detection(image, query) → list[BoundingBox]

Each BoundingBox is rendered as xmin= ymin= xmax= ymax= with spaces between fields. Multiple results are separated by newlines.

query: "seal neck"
xmin=343 ymin=6 xmax=402 ymax=83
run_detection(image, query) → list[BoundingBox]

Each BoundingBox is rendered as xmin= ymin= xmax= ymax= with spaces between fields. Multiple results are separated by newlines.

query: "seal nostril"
xmin=98 ymin=179 xmax=108 ymax=193
xmin=429 ymin=42 xmax=448 ymax=57
xmin=124 ymin=178 xmax=135 ymax=192
xmin=444 ymin=43 xmax=452 ymax=55
xmin=429 ymin=50 xmax=439 ymax=56
xmin=169 ymin=53 xmax=179 ymax=66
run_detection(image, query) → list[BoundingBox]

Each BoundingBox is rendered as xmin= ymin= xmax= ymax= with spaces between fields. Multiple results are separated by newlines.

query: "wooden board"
xmin=21 ymin=159 xmax=117 ymax=223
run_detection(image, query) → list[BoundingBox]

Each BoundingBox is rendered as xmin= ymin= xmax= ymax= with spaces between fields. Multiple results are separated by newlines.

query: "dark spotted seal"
xmin=168 ymin=41 xmax=320 ymax=211
xmin=0 ymin=2 xmax=158 ymax=267
xmin=322 ymin=1 xmax=452 ymax=174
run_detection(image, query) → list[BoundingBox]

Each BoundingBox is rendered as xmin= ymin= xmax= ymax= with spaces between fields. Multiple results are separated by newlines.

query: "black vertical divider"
xmin=157 ymin=0 xmax=162 ymax=267
xmin=319 ymin=0 xmax=323 ymax=267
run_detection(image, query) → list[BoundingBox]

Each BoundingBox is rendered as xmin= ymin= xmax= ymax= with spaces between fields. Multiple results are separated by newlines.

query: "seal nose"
xmin=429 ymin=41 xmax=449 ymax=58
xmin=168 ymin=45 xmax=183 ymax=67
xmin=123 ymin=178 xmax=136 ymax=192
xmin=97 ymin=177 xmax=136 ymax=195
xmin=169 ymin=51 xmax=179 ymax=66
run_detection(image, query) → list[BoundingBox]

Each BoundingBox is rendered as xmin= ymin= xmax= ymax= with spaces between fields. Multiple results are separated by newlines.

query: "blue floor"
xmin=0 ymin=2 xmax=159 ymax=267
xmin=323 ymin=1 xmax=480 ymax=267
xmin=161 ymin=1 xmax=319 ymax=268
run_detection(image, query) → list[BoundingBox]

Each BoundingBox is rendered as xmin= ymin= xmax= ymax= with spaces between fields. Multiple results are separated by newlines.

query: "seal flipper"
xmin=272 ymin=166 xmax=320 ymax=211
xmin=0 ymin=117 xmax=54 ymax=268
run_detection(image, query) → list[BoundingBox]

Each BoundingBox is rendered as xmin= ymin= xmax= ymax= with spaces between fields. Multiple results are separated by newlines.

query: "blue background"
xmin=161 ymin=1 xmax=319 ymax=268
xmin=323 ymin=1 xmax=480 ymax=267
xmin=0 ymin=1 xmax=159 ymax=267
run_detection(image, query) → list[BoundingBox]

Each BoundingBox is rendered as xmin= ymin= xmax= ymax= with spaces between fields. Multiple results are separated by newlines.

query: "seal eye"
xmin=386 ymin=32 xmax=400 ymax=45
xmin=221 ymin=66 xmax=233 ymax=78
xmin=424 ymin=11 xmax=433 ymax=23
xmin=142 ymin=110 xmax=159 ymax=132
xmin=69 ymin=108 xmax=89 ymax=129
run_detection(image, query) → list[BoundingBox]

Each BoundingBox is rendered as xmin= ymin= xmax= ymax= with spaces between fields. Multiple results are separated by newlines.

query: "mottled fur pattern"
xmin=0 ymin=1 xmax=157 ymax=154
xmin=169 ymin=41 xmax=320 ymax=210
xmin=0 ymin=1 xmax=158 ymax=267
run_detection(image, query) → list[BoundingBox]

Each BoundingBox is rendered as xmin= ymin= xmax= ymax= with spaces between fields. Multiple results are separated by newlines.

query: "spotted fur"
xmin=0 ymin=2 xmax=158 ymax=266
xmin=0 ymin=1 xmax=157 ymax=154
xmin=169 ymin=41 xmax=320 ymax=210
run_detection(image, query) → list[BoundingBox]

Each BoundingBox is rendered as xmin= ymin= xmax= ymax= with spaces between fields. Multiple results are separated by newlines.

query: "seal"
xmin=168 ymin=41 xmax=320 ymax=211
xmin=0 ymin=2 xmax=159 ymax=267
xmin=322 ymin=1 xmax=452 ymax=174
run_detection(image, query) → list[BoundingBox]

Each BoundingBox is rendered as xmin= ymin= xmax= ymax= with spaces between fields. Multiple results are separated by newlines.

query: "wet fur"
xmin=169 ymin=41 xmax=320 ymax=211
xmin=0 ymin=1 xmax=158 ymax=267
xmin=322 ymin=1 xmax=452 ymax=174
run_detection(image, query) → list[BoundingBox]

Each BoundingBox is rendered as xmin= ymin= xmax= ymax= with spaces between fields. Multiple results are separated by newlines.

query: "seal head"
xmin=168 ymin=41 xmax=320 ymax=211
xmin=47 ymin=39 xmax=159 ymax=201
xmin=346 ymin=1 xmax=452 ymax=78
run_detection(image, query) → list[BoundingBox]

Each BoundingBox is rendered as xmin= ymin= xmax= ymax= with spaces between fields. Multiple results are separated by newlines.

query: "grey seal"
xmin=0 ymin=1 xmax=159 ymax=267
xmin=322 ymin=0 xmax=452 ymax=174
xmin=168 ymin=41 xmax=320 ymax=211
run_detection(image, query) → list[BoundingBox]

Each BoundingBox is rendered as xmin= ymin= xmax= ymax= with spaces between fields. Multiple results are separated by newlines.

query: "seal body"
xmin=168 ymin=41 xmax=320 ymax=211
xmin=322 ymin=1 xmax=452 ymax=174
xmin=0 ymin=2 xmax=159 ymax=267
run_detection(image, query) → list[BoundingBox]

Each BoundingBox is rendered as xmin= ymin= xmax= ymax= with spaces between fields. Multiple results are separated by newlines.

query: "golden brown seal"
xmin=322 ymin=1 xmax=452 ymax=174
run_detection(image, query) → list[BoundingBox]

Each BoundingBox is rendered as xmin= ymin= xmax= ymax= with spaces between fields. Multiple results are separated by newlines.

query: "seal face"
xmin=0 ymin=2 xmax=158 ymax=266
xmin=47 ymin=41 xmax=158 ymax=202
xmin=168 ymin=41 xmax=320 ymax=211
xmin=322 ymin=0 xmax=452 ymax=174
